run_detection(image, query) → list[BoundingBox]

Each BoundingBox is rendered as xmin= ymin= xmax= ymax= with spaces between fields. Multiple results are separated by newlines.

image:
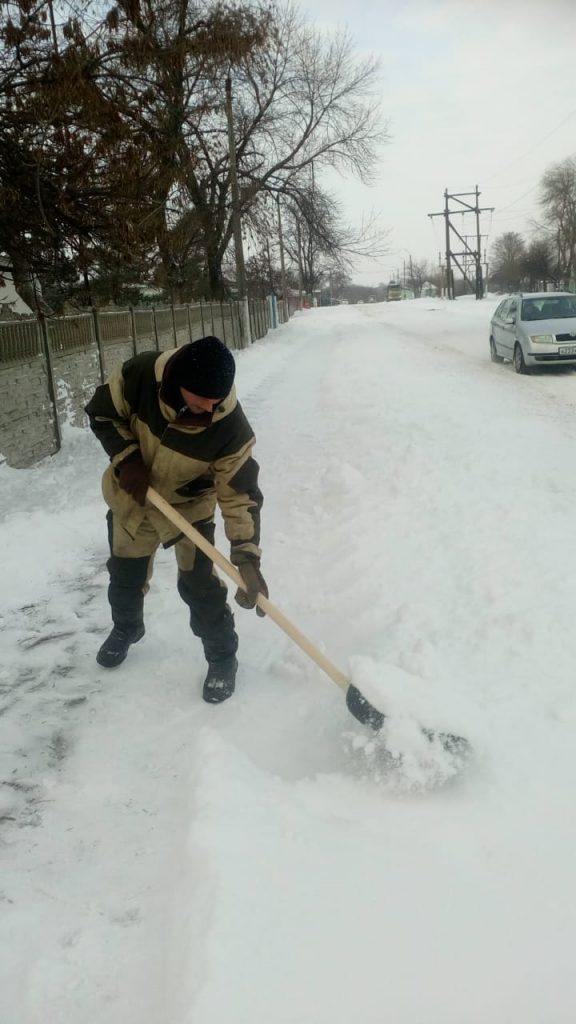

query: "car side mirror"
xmin=505 ymin=316 xmax=516 ymax=325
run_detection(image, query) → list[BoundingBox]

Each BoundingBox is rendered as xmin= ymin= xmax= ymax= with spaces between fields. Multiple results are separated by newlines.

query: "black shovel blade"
xmin=346 ymin=685 xmax=471 ymax=762
xmin=346 ymin=684 xmax=386 ymax=731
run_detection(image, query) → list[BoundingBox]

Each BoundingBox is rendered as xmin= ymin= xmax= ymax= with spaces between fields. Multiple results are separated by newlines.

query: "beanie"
xmin=164 ymin=336 xmax=236 ymax=400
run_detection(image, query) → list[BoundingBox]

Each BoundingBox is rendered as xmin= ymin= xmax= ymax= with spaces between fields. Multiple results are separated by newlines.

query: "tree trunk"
xmin=206 ymin=248 xmax=226 ymax=300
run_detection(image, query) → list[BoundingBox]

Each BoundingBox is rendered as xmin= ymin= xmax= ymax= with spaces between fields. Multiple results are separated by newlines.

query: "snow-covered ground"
xmin=2 ymin=296 xmax=576 ymax=1023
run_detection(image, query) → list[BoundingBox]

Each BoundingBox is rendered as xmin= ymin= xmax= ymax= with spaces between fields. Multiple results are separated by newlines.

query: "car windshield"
xmin=521 ymin=297 xmax=576 ymax=320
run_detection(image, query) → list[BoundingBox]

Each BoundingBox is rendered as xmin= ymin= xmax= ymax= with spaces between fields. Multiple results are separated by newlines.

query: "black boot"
xmin=202 ymin=655 xmax=238 ymax=704
xmin=96 ymin=624 xmax=145 ymax=669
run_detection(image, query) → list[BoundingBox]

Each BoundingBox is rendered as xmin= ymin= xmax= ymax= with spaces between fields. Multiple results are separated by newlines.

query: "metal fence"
xmin=0 ymin=297 xmax=274 ymax=366
xmin=0 ymin=317 xmax=43 ymax=361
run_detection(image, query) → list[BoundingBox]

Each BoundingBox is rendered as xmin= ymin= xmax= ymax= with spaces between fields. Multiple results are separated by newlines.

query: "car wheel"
xmin=490 ymin=336 xmax=504 ymax=363
xmin=513 ymin=343 xmax=530 ymax=375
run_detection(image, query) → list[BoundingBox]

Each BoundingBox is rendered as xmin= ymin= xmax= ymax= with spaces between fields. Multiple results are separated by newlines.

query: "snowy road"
xmin=2 ymin=298 xmax=576 ymax=1023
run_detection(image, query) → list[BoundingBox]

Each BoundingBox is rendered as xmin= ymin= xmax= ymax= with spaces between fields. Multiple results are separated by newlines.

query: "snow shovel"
xmin=146 ymin=487 xmax=385 ymax=731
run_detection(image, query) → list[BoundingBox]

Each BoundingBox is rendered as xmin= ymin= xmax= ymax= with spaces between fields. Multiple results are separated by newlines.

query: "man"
xmin=85 ymin=335 xmax=267 ymax=703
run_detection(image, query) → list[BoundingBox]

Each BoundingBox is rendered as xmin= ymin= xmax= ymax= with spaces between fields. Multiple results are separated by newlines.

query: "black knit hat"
xmin=164 ymin=336 xmax=236 ymax=399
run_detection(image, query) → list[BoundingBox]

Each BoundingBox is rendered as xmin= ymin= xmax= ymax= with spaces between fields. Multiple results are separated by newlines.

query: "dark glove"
xmin=234 ymin=560 xmax=268 ymax=617
xmin=116 ymin=454 xmax=150 ymax=507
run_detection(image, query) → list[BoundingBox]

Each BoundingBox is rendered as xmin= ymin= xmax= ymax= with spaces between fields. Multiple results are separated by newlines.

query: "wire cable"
xmin=485 ymin=108 xmax=576 ymax=184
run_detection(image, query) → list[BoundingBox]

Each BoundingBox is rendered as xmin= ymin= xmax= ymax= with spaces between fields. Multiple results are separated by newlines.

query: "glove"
xmin=234 ymin=560 xmax=268 ymax=617
xmin=116 ymin=454 xmax=150 ymax=507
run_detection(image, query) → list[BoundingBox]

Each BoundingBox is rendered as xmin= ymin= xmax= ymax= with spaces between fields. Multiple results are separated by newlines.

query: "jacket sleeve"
xmin=85 ymin=365 xmax=140 ymax=468
xmin=212 ymin=435 xmax=263 ymax=565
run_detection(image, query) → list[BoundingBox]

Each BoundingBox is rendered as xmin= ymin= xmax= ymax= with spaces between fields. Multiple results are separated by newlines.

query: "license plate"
xmin=559 ymin=346 xmax=576 ymax=356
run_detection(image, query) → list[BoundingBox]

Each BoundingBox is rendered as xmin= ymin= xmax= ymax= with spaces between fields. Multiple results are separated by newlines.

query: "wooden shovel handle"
xmin=146 ymin=487 xmax=349 ymax=691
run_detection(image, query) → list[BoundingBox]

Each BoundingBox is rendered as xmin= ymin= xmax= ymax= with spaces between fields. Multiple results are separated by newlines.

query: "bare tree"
xmin=522 ymin=238 xmax=553 ymax=291
xmin=538 ymin=156 xmax=576 ymax=288
xmin=183 ymin=6 xmax=387 ymax=296
xmin=247 ymin=176 xmax=388 ymax=301
xmin=406 ymin=259 xmax=431 ymax=298
xmin=102 ymin=0 xmax=272 ymax=301
xmin=489 ymin=232 xmax=526 ymax=292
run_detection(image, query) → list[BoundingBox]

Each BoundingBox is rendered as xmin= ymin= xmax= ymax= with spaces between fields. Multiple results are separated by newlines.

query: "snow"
xmin=0 ymin=271 xmax=33 ymax=317
xmin=2 ymin=296 xmax=576 ymax=1022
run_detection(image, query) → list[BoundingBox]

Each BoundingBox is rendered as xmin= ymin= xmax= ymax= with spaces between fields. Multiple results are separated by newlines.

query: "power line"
xmin=484 ymin=107 xmax=576 ymax=183
xmin=494 ymin=183 xmax=540 ymax=214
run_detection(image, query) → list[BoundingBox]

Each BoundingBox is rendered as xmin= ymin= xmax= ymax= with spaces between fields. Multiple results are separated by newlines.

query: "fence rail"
xmin=0 ymin=318 xmax=42 ymax=361
xmin=0 ymin=298 xmax=279 ymax=365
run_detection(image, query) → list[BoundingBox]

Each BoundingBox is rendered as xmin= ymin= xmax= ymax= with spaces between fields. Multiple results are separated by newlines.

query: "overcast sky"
xmin=296 ymin=0 xmax=576 ymax=285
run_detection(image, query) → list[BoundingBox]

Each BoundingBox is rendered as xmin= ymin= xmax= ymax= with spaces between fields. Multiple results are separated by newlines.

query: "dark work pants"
xmin=106 ymin=511 xmax=238 ymax=663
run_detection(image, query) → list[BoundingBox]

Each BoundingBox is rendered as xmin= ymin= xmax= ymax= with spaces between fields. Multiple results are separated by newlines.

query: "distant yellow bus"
xmin=386 ymin=282 xmax=402 ymax=301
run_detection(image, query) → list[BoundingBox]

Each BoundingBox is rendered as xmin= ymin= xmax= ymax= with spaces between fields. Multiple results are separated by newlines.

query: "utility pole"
xmin=276 ymin=196 xmax=289 ymax=322
xmin=475 ymin=189 xmax=483 ymax=299
xmin=444 ymin=189 xmax=453 ymax=299
xmin=225 ymin=75 xmax=251 ymax=345
xmin=266 ymin=237 xmax=273 ymax=294
xmin=295 ymin=218 xmax=304 ymax=309
xmin=429 ymin=186 xmax=494 ymax=299
xmin=438 ymin=252 xmax=445 ymax=297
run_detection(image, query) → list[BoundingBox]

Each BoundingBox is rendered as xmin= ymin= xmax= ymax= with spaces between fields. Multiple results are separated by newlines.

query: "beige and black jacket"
xmin=85 ymin=350 xmax=262 ymax=564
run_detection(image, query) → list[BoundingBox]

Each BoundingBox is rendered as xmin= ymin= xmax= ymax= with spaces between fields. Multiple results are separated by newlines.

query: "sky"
xmin=4 ymin=298 xmax=576 ymax=1020
xmin=297 ymin=0 xmax=576 ymax=285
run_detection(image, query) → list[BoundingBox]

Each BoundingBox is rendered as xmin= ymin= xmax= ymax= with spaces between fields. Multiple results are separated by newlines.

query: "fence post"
xmin=186 ymin=303 xmax=193 ymax=342
xmin=39 ymin=314 xmax=62 ymax=452
xmin=199 ymin=300 xmax=205 ymax=335
xmin=229 ymin=301 xmax=238 ymax=349
xmin=91 ymin=307 xmax=106 ymax=382
xmin=220 ymin=301 xmax=227 ymax=346
xmin=129 ymin=306 xmax=138 ymax=356
xmin=152 ymin=307 xmax=160 ymax=350
xmin=171 ymin=303 xmax=178 ymax=348
xmin=240 ymin=297 xmax=251 ymax=347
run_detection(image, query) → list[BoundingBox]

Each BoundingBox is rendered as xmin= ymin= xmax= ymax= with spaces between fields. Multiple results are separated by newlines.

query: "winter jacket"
xmin=85 ymin=350 xmax=262 ymax=563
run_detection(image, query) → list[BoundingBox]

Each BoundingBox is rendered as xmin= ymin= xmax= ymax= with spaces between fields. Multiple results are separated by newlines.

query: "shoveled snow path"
xmin=2 ymin=301 xmax=576 ymax=1022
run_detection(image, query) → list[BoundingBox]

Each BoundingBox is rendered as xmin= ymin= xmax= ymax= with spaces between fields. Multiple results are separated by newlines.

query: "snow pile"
xmin=346 ymin=655 xmax=472 ymax=790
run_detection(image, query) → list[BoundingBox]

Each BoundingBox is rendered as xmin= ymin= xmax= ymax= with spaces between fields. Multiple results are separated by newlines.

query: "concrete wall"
xmin=0 ymin=355 xmax=58 ymax=468
xmin=53 ymin=346 xmax=102 ymax=429
xmin=0 ymin=340 xmax=153 ymax=468
xmin=0 ymin=299 xmax=272 ymax=469
xmin=101 ymin=341 xmax=136 ymax=379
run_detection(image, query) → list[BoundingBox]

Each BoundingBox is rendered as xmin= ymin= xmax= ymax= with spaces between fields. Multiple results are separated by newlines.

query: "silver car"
xmin=490 ymin=292 xmax=576 ymax=373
